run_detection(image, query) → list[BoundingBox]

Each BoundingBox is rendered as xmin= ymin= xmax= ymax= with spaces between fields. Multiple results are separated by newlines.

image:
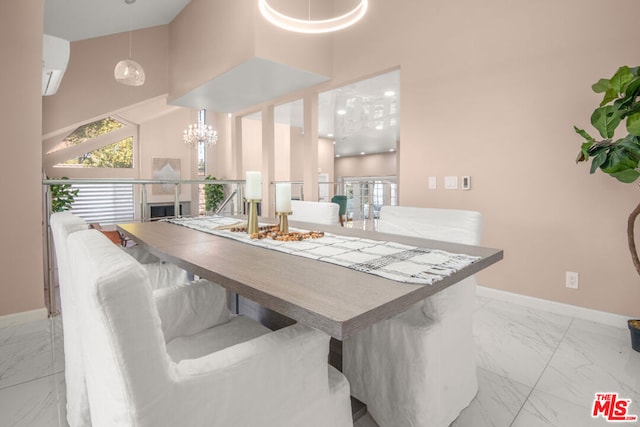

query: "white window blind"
xmin=68 ymin=183 xmax=134 ymax=225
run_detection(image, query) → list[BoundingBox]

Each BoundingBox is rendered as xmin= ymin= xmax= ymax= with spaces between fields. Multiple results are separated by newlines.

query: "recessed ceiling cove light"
xmin=258 ymin=0 xmax=369 ymax=34
xmin=360 ymin=152 xmax=366 ymax=155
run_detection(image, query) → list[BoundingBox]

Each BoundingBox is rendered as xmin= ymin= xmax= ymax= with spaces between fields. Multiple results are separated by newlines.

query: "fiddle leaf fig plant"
xmin=575 ymin=65 xmax=640 ymax=275
xmin=204 ymin=175 xmax=225 ymax=213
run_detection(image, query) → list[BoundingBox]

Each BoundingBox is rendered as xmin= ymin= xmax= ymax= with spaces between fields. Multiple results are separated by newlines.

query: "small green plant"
xmin=204 ymin=175 xmax=225 ymax=213
xmin=574 ymin=65 xmax=640 ymax=275
xmin=50 ymin=177 xmax=79 ymax=213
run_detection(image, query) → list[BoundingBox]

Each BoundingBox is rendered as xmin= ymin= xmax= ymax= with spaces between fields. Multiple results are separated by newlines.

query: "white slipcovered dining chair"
xmin=344 ymin=206 xmax=482 ymax=427
xmin=290 ymin=200 xmax=340 ymax=226
xmin=67 ymin=229 xmax=353 ymax=427
xmin=50 ymin=212 xmax=190 ymax=426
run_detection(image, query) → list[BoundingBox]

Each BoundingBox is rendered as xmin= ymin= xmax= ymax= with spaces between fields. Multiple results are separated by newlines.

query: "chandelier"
xmin=183 ymin=109 xmax=218 ymax=148
xmin=258 ymin=0 xmax=368 ymax=34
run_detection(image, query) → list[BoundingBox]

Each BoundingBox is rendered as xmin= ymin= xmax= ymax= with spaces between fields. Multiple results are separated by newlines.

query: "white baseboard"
xmin=477 ymin=286 xmax=631 ymax=329
xmin=0 ymin=308 xmax=49 ymax=329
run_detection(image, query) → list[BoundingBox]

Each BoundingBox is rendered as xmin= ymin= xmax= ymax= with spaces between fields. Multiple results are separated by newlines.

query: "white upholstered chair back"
xmin=66 ymin=229 xmax=353 ymax=427
xmin=344 ymin=206 xmax=483 ymax=427
xmin=290 ymin=200 xmax=340 ymax=226
xmin=50 ymin=212 xmax=93 ymax=427
xmin=377 ymin=206 xmax=482 ymax=245
xmin=69 ymin=230 xmax=171 ymax=426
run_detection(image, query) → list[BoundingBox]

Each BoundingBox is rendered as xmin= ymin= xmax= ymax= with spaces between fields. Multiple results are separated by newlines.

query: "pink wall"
xmin=168 ymin=0 xmax=332 ymax=102
xmin=43 ymin=25 xmax=170 ymax=135
xmin=0 ymin=0 xmax=45 ymax=316
xmin=25 ymin=0 xmax=640 ymax=319
xmin=169 ymin=0 xmax=255 ymax=101
xmin=335 ymin=152 xmax=397 ymax=180
xmin=330 ymin=0 xmax=640 ymax=317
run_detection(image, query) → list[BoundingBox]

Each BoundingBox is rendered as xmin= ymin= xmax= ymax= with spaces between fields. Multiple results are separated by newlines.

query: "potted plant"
xmin=574 ymin=65 xmax=640 ymax=352
xmin=204 ymin=175 xmax=225 ymax=215
xmin=50 ymin=176 xmax=79 ymax=213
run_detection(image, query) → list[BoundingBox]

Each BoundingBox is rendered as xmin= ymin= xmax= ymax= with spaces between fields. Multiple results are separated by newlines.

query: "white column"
xmin=303 ymin=93 xmax=319 ymax=201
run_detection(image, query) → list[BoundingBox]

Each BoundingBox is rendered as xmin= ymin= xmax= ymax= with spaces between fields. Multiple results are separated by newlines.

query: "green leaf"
xmin=590 ymin=151 xmax=607 ymax=173
xmin=610 ymin=66 xmax=634 ymax=93
xmin=577 ymin=141 xmax=593 ymax=162
xmin=610 ymin=168 xmax=640 ymax=183
xmin=592 ymin=78 xmax=611 ymax=93
xmin=574 ymin=126 xmax=594 ymax=142
xmin=591 ymin=105 xmax=621 ymax=138
xmin=600 ymin=88 xmax=619 ymax=106
xmin=625 ymin=77 xmax=640 ymax=98
xmin=627 ymin=113 xmax=640 ymax=136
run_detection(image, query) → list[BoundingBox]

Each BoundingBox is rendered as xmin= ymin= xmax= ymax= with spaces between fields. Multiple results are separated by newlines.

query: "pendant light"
xmin=114 ymin=0 xmax=145 ymax=86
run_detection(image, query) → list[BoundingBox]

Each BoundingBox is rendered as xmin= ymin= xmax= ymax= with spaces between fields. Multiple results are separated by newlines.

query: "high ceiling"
xmin=44 ymin=0 xmax=191 ymax=42
xmin=43 ymin=1 xmax=400 ymax=157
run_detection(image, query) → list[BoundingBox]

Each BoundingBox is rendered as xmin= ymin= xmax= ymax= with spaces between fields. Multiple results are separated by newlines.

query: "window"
xmin=59 ymin=138 xmax=133 ymax=168
xmin=47 ymin=117 xmax=125 ymax=154
xmin=48 ymin=116 xmax=135 ymax=169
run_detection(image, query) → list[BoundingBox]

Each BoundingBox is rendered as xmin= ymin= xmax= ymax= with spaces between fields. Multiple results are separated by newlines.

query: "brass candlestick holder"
xmin=276 ymin=211 xmax=292 ymax=233
xmin=246 ymin=199 xmax=260 ymax=234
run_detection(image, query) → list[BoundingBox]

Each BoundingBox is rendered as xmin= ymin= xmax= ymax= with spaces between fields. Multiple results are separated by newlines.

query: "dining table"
xmin=117 ymin=217 xmax=503 ymax=342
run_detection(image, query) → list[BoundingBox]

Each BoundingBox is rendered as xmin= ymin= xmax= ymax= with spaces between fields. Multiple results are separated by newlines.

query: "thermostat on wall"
xmin=462 ymin=176 xmax=471 ymax=190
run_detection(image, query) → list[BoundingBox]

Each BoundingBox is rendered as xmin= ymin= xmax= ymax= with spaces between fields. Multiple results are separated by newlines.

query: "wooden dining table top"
xmin=118 ymin=219 xmax=503 ymax=340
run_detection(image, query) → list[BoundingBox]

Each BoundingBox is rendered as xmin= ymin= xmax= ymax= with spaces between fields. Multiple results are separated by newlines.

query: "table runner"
xmin=166 ymin=216 xmax=481 ymax=286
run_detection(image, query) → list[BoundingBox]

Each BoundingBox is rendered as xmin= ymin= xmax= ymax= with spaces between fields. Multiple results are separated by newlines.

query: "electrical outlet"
xmin=566 ymin=271 xmax=579 ymax=289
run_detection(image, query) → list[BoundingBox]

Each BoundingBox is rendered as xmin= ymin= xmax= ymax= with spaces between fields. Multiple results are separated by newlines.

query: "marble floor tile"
xmin=0 ymin=373 xmax=62 ymax=427
xmin=55 ymin=372 xmax=68 ymax=427
xmin=474 ymin=300 xmax=573 ymax=387
xmin=535 ymin=318 xmax=640 ymax=417
xmin=512 ymin=389 xmax=615 ymax=427
xmin=354 ymin=413 xmax=380 ymax=427
xmin=0 ymin=319 xmax=51 ymax=348
xmin=0 ymin=337 xmax=55 ymax=390
xmin=452 ymin=368 xmax=531 ymax=427
xmin=475 ymin=295 xmax=493 ymax=311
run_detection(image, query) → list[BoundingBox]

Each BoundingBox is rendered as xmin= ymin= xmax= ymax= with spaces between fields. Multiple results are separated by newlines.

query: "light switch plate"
xmin=428 ymin=176 xmax=437 ymax=190
xmin=444 ymin=176 xmax=458 ymax=190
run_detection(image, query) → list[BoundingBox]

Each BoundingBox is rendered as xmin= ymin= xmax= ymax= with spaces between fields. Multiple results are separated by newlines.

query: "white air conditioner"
xmin=42 ymin=34 xmax=70 ymax=96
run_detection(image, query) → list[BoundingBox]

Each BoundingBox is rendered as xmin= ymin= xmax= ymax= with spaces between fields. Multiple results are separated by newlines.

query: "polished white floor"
xmin=356 ymin=295 xmax=640 ymax=427
xmin=1 ymin=294 xmax=639 ymax=426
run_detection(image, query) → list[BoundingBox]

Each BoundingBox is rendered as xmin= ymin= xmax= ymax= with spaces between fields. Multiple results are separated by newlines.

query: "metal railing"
xmin=42 ymin=177 xmax=396 ymax=315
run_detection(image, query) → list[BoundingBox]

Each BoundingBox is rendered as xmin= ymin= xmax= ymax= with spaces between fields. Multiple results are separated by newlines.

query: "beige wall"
xmin=0 ymin=0 xmax=45 ymax=316
xmin=139 ymin=108 xmax=195 ymax=205
xmin=168 ymin=0 xmax=332 ymax=103
xmin=335 ymin=152 xmax=396 ymax=180
xmin=169 ymin=0 xmax=255 ymax=101
xmin=318 ymin=138 xmax=335 ymax=182
xmin=14 ymin=0 xmax=640 ymax=319
xmin=43 ymin=26 xmax=170 ymax=135
xmin=330 ymin=0 xmax=640 ymax=317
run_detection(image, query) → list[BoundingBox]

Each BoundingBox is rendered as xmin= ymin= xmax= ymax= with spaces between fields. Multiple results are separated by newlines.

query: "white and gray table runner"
xmin=167 ymin=216 xmax=480 ymax=286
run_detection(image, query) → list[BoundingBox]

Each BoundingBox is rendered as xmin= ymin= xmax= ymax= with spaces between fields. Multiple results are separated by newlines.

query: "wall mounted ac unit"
xmin=42 ymin=34 xmax=70 ymax=96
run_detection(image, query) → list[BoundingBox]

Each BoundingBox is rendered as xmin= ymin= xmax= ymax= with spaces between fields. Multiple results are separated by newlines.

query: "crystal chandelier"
xmin=183 ymin=109 xmax=218 ymax=148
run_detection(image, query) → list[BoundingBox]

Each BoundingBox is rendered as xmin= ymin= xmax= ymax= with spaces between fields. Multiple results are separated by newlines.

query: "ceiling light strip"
xmin=258 ymin=0 xmax=368 ymax=34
